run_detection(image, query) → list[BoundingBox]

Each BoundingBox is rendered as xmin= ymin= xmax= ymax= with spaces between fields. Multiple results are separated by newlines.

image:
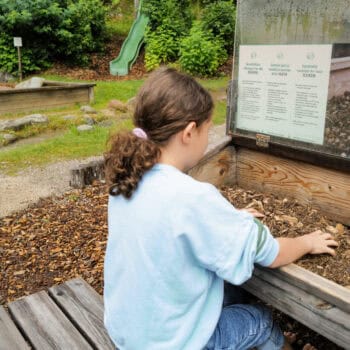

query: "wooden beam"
xmin=49 ymin=278 xmax=115 ymax=350
xmin=236 ymin=148 xmax=350 ymax=225
xmin=243 ymin=274 xmax=350 ymax=349
xmin=189 ymin=146 xmax=236 ymax=187
xmin=8 ymin=291 xmax=93 ymax=350
xmin=255 ymin=264 xmax=350 ymax=313
xmin=0 ymin=306 xmax=30 ymax=350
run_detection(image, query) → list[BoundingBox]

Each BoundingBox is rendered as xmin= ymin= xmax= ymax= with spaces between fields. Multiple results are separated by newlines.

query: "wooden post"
xmin=13 ymin=37 xmax=23 ymax=81
xmin=17 ymin=46 xmax=22 ymax=82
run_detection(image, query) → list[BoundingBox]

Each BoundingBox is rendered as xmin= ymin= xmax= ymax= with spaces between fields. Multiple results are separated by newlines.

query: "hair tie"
xmin=132 ymin=127 xmax=148 ymax=140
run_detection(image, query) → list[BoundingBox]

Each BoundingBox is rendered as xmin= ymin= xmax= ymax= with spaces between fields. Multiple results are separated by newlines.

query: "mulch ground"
xmin=44 ymin=40 xmax=233 ymax=81
xmin=221 ymin=187 xmax=350 ymax=286
xmin=1 ymin=181 xmax=348 ymax=349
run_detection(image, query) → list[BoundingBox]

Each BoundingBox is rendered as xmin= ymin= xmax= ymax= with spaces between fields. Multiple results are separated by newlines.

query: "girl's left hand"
xmin=240 ymin=208 xmax=265 ymax=218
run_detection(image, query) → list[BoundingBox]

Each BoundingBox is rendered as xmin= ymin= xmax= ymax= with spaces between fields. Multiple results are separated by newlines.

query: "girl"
xmin=104 ymin=67 xmax=337 ymax=350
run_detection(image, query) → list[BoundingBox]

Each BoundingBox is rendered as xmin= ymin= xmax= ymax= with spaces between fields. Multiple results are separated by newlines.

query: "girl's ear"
xmin=181 ymin=121 xmax=197 ymax=144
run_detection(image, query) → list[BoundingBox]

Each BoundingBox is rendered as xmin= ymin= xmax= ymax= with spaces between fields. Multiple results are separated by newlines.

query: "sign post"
xmin=13 ymin=37 xmax=22 ymax=81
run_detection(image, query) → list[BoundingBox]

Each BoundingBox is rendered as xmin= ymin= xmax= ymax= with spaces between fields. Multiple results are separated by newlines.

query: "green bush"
xmin=179 ymin=23 xmax=227 ymax=76
xmin=201 ymin=1 xmax=236 ymax=53
xmin=145 ymin=23 xmax=180 ymax=71
xmin=144 ymin=0 xmax=192 ymax=70
xmin=0 ymin=0 xmax=107 ymax=75
xmin=0 ymin=34 xmax=45 ymax=75
xmin=144 ymin=0 xmax=191 ymax=32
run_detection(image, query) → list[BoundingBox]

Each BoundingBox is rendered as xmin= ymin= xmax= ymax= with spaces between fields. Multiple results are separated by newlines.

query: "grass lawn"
xmin=0 ymin=75 xmax=229 ymax=174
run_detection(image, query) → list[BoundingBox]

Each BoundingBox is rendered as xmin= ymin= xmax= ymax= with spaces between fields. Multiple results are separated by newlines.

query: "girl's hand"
xmin=303 ymin=230 xmax=339 ymax=256
xmin=240 ymin=208 xmax=265 ymax=218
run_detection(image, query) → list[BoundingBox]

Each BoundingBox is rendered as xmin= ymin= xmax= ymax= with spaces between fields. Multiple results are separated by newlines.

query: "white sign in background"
xmin=13 ymin=37 xmax=22 ymax=47
xmin=236 ymin=44 xmax=333 ymax=145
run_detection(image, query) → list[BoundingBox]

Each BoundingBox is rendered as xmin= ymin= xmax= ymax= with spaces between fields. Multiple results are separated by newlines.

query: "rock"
xmin=15 ymin=77 xmax=44 ymax=89
xmin=108 ymin=99 xmax=128 ymax=112
xmin=84 ymin=115 xmax=96 ymax=125
xmin=63 ymin=115 xmax=76 ymax=121
xmin=80 ymin=105 xmax=97 ymax=114
xmin=126 ymin=97 xmax=137 ymax=111
xmin=77 ymin=124 xmax=93 ymax=132
xmin=101 ymin=108 xmax=116 ymax=118
xmin=98 ymin=120 xmax=113 ymax=128
xmin=1 ymin=133 xmax=18 ymax=144
xmin=0 ymin=114 xmax=48 ymax=131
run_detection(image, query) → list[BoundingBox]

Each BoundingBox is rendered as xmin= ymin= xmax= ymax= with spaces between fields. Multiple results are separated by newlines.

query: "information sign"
xmin=13 ymin=37 xmax=22 ymax=47
xmin=236 ymin=45 xmax=332 ymax=145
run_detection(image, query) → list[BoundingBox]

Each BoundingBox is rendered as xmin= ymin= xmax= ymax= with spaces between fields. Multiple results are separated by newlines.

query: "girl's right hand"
xmin=303 ymin=230 xmax=339 ymax=256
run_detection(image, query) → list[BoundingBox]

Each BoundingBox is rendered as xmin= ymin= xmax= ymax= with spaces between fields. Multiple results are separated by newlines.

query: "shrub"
xmin=144 ymin=0 xmax=192 ymax=70
xmin=145 ymin=23 xmax=180 ymax=71
xmin=0 ymin=0 xmax=107 ymax=74
xmin=179 ymin=23 xmax=227 ymax=76
xmin=201 ymin=1 xmax=236 ymax=53
xmin=144 ymin=0 xmax=191 ymax=32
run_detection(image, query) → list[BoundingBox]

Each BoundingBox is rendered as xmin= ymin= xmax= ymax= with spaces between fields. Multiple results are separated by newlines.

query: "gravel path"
xmin=0 ymin=156 xmax=103 ymax=218
xmin=0 ymin=125 xmax=227 ymax=218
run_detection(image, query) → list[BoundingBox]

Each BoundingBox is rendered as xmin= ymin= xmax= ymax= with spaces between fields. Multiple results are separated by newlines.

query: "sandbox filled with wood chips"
xmin=0 ymin=181 xmax=349 ymax=349
xmin=221 ymin=186 xmax=350 ymax=287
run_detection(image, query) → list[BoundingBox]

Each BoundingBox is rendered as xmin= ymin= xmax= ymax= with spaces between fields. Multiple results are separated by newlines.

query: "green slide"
xmin=109 ymin=12 xmax=149 ymax=76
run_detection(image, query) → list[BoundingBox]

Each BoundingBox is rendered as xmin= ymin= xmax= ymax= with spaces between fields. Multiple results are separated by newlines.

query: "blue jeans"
xmin=204 ymin=285 xmax=284 ymax=350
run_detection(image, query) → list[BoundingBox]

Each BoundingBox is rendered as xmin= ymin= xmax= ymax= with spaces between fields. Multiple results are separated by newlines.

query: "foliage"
xmin=143 ymin=0 xmax=192 ymax=70
xmin=0 ymin=34 xmax=47 ymax=75
xmin=144 ymin=0 xmax=191 ymax=32
xmin=179 ymin=23 xmax=227 ymax=76
xmin=0 ymin=0 xmax=107 ymax=75
xmin=144 ymin=22 xmax=180 ymax=71
xmin=200 ymin=1 xmax=236 ymax=53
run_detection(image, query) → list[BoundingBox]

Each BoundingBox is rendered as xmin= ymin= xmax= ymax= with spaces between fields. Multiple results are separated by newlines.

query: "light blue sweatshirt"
xmin=104 ymin=163 xmax=279 ymax=350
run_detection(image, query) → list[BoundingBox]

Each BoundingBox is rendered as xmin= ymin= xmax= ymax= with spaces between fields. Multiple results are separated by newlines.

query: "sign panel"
xmin=13 ymin=37 xmax=22 ymax=47
xmin=236 ymin=44 xmax=332 ymax=144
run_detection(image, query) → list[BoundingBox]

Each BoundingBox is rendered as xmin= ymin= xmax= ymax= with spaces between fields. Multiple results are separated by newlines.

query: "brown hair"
xmin=104 ymin=67 xmax=214 ymax=198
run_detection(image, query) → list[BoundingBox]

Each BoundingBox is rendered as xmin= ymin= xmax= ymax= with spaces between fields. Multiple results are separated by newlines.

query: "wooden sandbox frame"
xmin=0 ymin=80 xmax=95 ymax=115
xmin=188 ymin=135 xmax=350 ymax=349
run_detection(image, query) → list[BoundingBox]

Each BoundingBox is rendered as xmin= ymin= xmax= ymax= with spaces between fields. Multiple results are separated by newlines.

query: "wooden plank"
xmin=49 ymin=278 xmax=115 ymax=350
xmin=0 ymin=306 xmax=30 ymax=350
xmin=43 ymin=81 xmax=95 ymax=88
xmin=189 ymin=146 xmax=236 ymax=187
xmin=0 ymin=89 xmax=90 ymax=114
xmin=236 ymin=148 xmax=350 ymax=225
xmin=242 ymin=275 xmax=350 ymax=349
xmin=8 ymin=291 xmax=93 ymax=350
xmin=0 ymin=84 xmax=95 ymax=95
xmin=255 ymin=264 xmax=350 ymax=313
xmin=230 ymin=134 xmax=349 ymax=173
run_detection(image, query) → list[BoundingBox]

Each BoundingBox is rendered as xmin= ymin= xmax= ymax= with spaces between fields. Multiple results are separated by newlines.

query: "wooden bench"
xmin=1 ymin=274 xmax=349 ymax=349
xmin=0 ymin=278 xmax=115 ymax=350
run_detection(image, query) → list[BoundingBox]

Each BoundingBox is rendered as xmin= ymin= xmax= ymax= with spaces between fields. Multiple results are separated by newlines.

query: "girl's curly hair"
xmin=104 ymin=67 xmax=213 ymax=199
